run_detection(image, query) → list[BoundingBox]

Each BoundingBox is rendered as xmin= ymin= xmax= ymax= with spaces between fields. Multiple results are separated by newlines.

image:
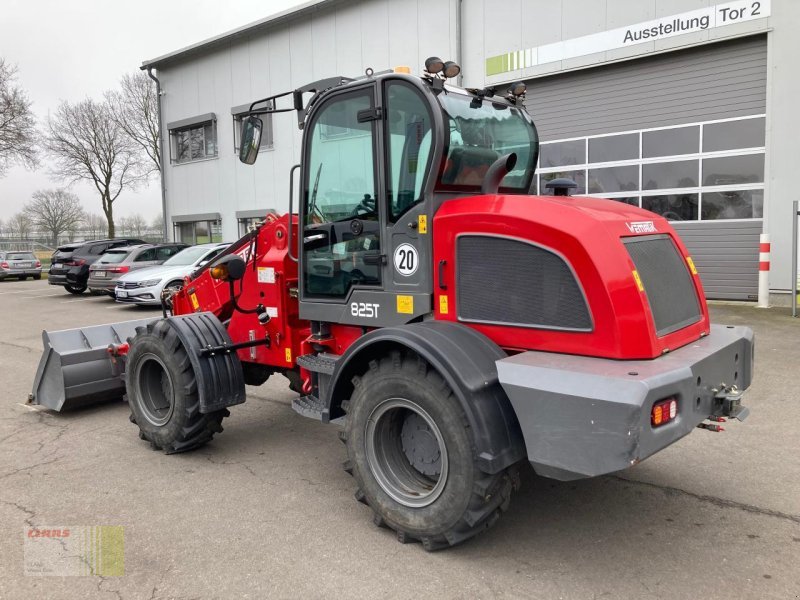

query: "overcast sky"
xmin=0 ymin=0 xmax=307 ymax=222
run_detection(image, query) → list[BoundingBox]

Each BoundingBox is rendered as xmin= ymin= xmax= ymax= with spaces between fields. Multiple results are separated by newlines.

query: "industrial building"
xmin=141 ymin=0 xmax=799 ymax=303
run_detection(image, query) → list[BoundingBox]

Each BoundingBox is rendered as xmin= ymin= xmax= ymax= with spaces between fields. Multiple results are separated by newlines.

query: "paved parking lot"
xmin=0 ymin=278 xmax=798 ymax=599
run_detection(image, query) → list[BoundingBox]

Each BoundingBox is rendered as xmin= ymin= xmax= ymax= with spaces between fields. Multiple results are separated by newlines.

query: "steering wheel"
xmin=351 ymin=194 xmax=377 ymax=217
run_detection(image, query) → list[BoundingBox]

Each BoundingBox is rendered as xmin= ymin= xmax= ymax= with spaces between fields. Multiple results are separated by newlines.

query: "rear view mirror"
xmin=239 ymin=116 xmax=263 ymax=165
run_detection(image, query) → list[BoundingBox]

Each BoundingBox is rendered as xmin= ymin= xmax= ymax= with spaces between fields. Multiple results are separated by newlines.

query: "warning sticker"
xmin=439 ymin=295 xmax=449 ymax=314
xmin=266 ymin=306 xmax=278 ymax=318
xmin=397 ymin=295 xmax=414 ymax=314
xmin=632 ymin=270 xmax=645 ymax=292
xmin=257 ymin=267 xmax=276 ymax=283
xmin=686 ymin=257 xmax=698 ymax=275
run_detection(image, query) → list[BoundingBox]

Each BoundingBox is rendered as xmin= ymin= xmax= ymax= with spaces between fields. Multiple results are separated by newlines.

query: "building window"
xmin=232 ymin=100 xmax=274 ymax=152
xmin=168 ymin=114 xmax=218 ymax=164
xmin=172 ymin=218 xmax=223 ymax=244
xmin=238 ymin=217 xmax=260 ymax=236
xmin=537 ymin=115 xmax=766 ymax=221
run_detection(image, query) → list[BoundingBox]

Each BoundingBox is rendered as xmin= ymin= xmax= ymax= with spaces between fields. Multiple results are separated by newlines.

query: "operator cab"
xmin=238 ymin=64 xmax=539 ymax=326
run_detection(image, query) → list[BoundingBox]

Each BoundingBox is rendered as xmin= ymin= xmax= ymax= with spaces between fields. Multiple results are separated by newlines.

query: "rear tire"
xmin=18 ymin=275 xmax=27 ymax=281
xmin=126 ymin=320 xmax=229 ymax=454
xmin=342 ymin=352 xmax=519 ymax=551
xmin=65 ymin=284 xmax=86 ymax=295
xmin=33 ymin=274 xmax=41 ymax=280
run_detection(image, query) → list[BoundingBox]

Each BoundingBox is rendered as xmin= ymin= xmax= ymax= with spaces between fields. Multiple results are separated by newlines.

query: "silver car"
xmin=115 ymin=243 xmax=229 ymax=306
xmin=88 ymin=243 xmax=187 ymax=295
xmin=0 ymin=251 xmax=43 ymax=281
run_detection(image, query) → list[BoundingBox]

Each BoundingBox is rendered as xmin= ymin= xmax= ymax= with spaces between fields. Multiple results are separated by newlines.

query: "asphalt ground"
xmin=0 ymin=278 xmax=798 ymax=599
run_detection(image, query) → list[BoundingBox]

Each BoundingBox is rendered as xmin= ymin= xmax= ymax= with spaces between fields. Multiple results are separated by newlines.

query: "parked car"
xmin=115 ymin=243 xmax=229 ymax=306
xmin=0 ymin=251 xmax=43 ymax=281
xmin=87 ymin=243 xmax=188 ymax=295
xmin=48 ymin=238 xmax=146 ymax=295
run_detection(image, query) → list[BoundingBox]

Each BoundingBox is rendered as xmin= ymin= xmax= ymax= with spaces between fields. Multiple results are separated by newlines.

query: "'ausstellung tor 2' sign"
xmin=486 ymin=0 xmax=771 ymax=77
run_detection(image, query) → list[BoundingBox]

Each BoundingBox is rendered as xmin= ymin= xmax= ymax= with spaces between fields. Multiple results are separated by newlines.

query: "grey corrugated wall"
xmin=671 ymin=221 xmax=761 ymax=301
xmin=525 ymin=35 xmax=767 ymax=141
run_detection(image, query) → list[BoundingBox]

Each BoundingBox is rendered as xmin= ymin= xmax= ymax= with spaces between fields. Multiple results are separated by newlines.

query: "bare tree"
xmin=0 ymin=59 xmax=37 ymax=176
xmin=45 ymin=98 xmax=146 ymax=238
xmin=106 ymin=72 xmax=160 ymax=175
xmin=127 ymin=213 xmax=147 ymax=237
xmin=117 ymin=215 xmax=131 ymax=236
xmin=24 ymin=189 xmax=84 ymax=246
xmin=82 ymin=212 xmax=108 ymax=239
xmin=151 ymin=212 xmax=164 ymax=236
xmin=7 ymin=211 xmax=32 ymax=239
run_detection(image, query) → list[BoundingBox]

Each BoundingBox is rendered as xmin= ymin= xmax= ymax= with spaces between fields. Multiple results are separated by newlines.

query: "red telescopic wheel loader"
xmin=30 ymin=60 xmax=753 ymax=550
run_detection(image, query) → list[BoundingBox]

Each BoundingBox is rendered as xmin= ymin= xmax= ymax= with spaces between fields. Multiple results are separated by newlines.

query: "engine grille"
xmin=457 ymin=235 xmax=592 ymax=330
xmin=118 ymin=282 xmax=140 ymax=290
xmin=624 ymin=234 xmax=702 ymax=336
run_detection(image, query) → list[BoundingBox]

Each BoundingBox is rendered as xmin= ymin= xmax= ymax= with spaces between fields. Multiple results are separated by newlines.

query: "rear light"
xmin=35 ymin=261 xmax=41 ymax=268
xmin=0 ymin=262 xmax=8 ymax=269
xmin=66 ymin=258 xmax=86 ymax=267
xmin=651 ymin=397 xmax=678 ymax=427
xmin=108 ymin=266 xmax=130 ymax=274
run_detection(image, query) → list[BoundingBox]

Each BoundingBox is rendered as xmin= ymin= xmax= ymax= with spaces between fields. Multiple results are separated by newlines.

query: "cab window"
xmin=385 ymin=81 xmax=433 ymax=221
xmin=302 ymin=89 xmax=381 ymax=298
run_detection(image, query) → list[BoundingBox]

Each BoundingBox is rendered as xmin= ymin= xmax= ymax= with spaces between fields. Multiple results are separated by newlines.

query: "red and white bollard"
xmin=758 ymin=233 xmax=770 ymax=308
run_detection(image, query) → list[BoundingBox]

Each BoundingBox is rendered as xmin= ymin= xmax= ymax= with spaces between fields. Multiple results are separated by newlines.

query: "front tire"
xmin=343 ymin=352 xmax=518 ymax=551
xmin=126 ymin=320 xmax=229 ymax=453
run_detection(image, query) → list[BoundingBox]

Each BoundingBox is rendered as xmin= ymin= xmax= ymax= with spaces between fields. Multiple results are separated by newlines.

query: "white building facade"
xmin=143 ymin=0 xmax=800 ymax=303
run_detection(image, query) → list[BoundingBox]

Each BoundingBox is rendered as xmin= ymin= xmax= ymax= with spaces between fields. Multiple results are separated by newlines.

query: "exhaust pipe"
xmin=481 ymin=152 xmax=517 ymax=195
xmin=30 ymin=318 xmax=159 ymax=411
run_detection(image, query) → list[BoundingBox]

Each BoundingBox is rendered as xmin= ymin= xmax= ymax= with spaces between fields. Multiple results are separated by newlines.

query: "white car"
xmin=115 ymin=243 xmax=229 ymax=306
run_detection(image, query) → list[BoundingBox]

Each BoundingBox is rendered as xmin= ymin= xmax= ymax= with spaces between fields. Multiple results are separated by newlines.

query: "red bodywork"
xmin=434 ymin=195 xmax=709 ymax=359
xmin=171 ymin=195 xmax=710 ymax=391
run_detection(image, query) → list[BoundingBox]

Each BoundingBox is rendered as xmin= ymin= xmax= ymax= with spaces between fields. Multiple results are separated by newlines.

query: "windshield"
xmin=163 ymin=246 xmax=217 ymax=266
xmin=8 ymin=252 xmax=35 ymax=260
xmin=98 ymin=251 xmax=129 ymax=264
xmin=437 ymin=91 xmax=538 ymax=192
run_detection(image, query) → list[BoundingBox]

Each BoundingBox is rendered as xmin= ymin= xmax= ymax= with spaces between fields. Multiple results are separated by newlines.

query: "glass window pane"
xmin=642 ymin=160 xmax=698 ymax=190
xmin=703 ymin=118 xmax=765 ymax=152
xmin=195 ymin=221 xmax=210 ymax=243
xmin=176 ymin=130 xmax=190 ymax=163
xmin=386 ymin=82 xmax=433 ymax=221
xmin=642 ymin=126 xmax=699 ymax=158
xmin=701 ymin=190 xmax=763 ymax=220
xmin=190 ymin=127 xmax=205 ymax=160
xmin=588 ymin=133 xmax=638 ymax=163
xmin=587 ymin=165 xmax=638 ymax=194
xmin=540 ymin=170 xmax=586 ymax=195
xmin=702 ymin=154 xmax=764 ymax=186
xmin=642 ymin=194 xmax=699 ymax=221
xmin=204 ymin=123 xmax=216 ymax=157
xmin=539 ymin=140 xmax=585 ymax=168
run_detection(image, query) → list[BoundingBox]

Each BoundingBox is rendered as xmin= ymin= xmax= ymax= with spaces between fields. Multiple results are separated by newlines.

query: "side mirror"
xmin=239 ymin=115 xmax=263 ymax=165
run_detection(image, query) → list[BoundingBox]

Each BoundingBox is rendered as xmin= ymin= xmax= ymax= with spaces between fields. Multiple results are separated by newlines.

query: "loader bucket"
xmin=30 ymin=318 xmax=159 ymax=412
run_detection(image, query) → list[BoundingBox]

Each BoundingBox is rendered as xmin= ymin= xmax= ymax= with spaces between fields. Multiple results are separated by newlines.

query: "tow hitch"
xmin=697 ymin=384 xmax=749 ymax=432
xmin=715 ymin=384 xmax=749 ymax=421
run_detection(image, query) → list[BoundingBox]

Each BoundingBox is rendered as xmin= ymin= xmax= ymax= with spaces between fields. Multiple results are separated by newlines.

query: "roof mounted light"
xmin=425 ymin=56 xmax=445 ymax=74
xmin=442 ymin=61 xmax=461 ymax=79
xmin=508 ymin=81 xmax=527 ymax=97
xmin=394 ymin=65 xmax=411 ymax=74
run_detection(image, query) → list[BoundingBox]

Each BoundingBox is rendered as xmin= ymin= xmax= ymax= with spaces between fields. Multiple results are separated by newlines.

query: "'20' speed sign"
xmin=393 ymin=243 xmax=418 ymax=276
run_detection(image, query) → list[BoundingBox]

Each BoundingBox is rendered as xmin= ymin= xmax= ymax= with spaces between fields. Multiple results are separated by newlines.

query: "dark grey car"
xmin=88 ymin=243 xmax=188 ymax=295
xmin=0 ymin=251 xmax=43 ymax=280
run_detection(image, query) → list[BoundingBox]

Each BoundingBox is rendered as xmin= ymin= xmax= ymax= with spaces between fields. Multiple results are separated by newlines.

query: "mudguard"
xmin=326 ymin=321 xmax=526 ymax=474
xmin=153 ymin=312 xmax=247 ymax=414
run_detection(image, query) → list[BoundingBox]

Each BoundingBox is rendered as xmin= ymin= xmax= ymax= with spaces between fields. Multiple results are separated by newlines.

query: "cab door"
xmin=298 ymin=79 xmax=437 ymax=327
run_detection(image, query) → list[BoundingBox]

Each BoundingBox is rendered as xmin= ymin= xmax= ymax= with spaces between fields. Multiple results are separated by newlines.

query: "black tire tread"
xmin=126 ymin=321 xmax=229 ymax=454
xmin=342 ymin=353 xmax=518 ymax=551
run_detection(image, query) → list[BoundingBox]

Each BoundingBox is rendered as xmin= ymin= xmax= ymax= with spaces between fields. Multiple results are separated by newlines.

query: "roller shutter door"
xmin=525 ymin=35 xmax=766 ymax=300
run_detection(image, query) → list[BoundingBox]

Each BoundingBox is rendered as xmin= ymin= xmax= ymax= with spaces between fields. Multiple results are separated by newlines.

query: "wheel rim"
xmin=135 ymin=353 xmax=176 ymax=427
xmin=365 ymin=398 xmax=448 ymax=508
